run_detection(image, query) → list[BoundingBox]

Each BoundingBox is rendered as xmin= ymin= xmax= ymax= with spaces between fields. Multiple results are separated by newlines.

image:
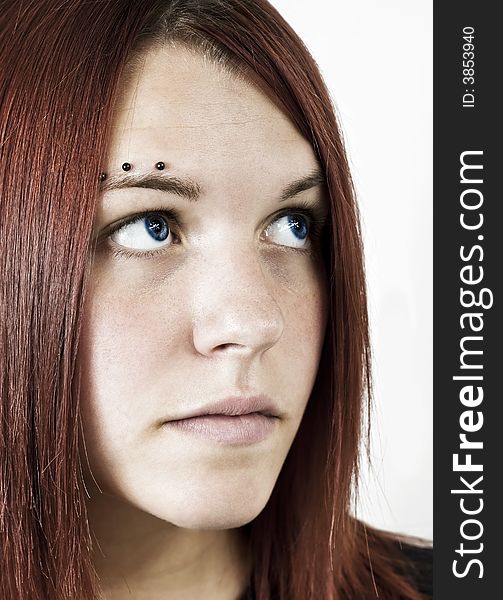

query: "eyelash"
xmin=104 ymin=200 xmax=327 ymax=261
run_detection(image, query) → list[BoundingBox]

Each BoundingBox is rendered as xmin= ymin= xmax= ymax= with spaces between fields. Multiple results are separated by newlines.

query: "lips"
xmin=164 ymin=394 xmax=281 ymax=423
xmin=160 ymin=395 xmax=282 ymax=445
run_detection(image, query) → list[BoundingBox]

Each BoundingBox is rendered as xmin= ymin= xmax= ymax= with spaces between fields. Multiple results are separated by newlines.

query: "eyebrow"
xmin=100 ymin=168 xmax=325 ymax=202
xmin=101 ymin=173 xmax=201 ymax=201
xmin=279 ymin=169 xmax=325 ymax=201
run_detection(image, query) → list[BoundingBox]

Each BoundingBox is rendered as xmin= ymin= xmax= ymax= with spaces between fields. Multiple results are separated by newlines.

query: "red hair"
xmin=0 ymin=1 xmax=427 ymax=598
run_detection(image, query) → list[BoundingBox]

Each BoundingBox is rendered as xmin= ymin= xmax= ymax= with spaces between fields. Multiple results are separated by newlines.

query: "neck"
xmin=86 ymin=491 xmax=251 ymax=600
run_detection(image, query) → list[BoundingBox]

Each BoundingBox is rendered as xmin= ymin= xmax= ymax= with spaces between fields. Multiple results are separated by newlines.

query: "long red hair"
xmin=0 ymin=1 xmax=427 ymax=598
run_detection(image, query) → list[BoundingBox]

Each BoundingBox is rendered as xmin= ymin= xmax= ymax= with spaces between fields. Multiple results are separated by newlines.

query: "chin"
xmin=137 ymin=484 xmax=273 ymax=531
xmin=170 ymin=506 xmax=264 ymax=530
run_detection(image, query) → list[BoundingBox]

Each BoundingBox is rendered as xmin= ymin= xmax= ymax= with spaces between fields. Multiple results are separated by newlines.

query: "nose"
xmin=191 ymin=247 xmax=284 ymax=358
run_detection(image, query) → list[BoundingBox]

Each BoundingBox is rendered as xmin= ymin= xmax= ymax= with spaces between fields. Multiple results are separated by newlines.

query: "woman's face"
xmin=79 ymin=45 xmax=328 ymax=529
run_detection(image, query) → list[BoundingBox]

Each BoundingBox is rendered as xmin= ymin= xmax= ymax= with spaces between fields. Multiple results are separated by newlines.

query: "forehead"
xmin=108 ymin=45 xmax=318 ymax=178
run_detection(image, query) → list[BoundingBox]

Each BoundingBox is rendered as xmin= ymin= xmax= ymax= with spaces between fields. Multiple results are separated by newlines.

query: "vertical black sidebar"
xmin=435 ymin=2 xmax=501 ymax=598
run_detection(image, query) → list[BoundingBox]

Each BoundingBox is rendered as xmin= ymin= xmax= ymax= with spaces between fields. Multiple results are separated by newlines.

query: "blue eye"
xmin=264 ymin=213 xmax=311 ymax=248
xmin=110 ymin=212 xmax=174 ymax=251
xmin=145 ymin=214 xmax=170 ymax=241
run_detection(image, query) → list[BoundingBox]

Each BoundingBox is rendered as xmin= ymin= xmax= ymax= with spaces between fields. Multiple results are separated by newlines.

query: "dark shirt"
xmin=399 ymin=541 xmax=433 ymax=598
xmin=240 ymin=542 xmax=433 ymax=599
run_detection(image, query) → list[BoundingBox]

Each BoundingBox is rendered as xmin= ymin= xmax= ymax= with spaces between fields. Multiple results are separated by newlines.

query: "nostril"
xmin=214 ymin=342 xmax=246 ymax=353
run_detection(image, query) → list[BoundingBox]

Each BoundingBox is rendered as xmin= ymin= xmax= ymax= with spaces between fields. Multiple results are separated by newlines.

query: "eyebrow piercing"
xmin=99 ymin=161 xmax=165 ymax=180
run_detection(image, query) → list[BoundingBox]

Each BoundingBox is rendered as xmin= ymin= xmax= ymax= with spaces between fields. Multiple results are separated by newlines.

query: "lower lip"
xmin=163 ymin=413 xmax=278 ymax=445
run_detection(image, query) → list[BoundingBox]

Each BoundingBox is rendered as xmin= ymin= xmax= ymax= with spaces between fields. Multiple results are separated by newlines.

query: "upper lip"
xmin=165 ymin=395 xmax=280 ymax=421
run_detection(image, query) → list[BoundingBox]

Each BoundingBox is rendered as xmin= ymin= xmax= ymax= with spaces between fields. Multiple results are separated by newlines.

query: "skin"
xmin=78 ymin=44 xmax=329 ymax=599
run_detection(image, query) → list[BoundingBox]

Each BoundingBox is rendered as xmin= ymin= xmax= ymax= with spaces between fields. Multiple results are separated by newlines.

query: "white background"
xmin=268 ymin=0 xmax=433 ymax=541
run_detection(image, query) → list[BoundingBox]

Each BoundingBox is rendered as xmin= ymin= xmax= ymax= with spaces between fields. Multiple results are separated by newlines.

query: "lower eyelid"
xmin=106 ymin=237 xmax=179 ymax=260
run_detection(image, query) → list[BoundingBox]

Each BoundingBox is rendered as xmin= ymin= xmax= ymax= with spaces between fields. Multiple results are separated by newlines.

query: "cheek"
xmin=273 ymin=261 xmax=328 ymax=410
xmin=76 ymin=271 xmax=187 ymax=456
xmin=81 ymin=252 xmax=185 ymax=369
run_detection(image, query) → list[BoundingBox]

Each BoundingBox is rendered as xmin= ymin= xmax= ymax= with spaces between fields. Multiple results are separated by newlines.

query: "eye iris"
xmin=288 ymin=214 xmax=308 ymax=240
xmin=145 ymin=214 xmax=169 ymax=241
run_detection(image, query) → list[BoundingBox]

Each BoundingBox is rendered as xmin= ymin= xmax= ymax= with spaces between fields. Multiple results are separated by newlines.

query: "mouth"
xmin=164 ymin=395 xmax=282 ymax=421
xmin=161 ymin=395 xmax=281 ymax=445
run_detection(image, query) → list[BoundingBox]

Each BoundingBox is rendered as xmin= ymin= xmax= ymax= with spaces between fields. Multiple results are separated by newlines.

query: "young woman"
xmin=0 ymin=1 xmax=432 ymax=598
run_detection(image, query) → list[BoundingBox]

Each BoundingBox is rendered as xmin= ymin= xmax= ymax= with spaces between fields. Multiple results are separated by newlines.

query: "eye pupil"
xmin=288 ymin=215 xmax=308 ymax=240
xmin=145 ymin=214 xmax=169 ymax=241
